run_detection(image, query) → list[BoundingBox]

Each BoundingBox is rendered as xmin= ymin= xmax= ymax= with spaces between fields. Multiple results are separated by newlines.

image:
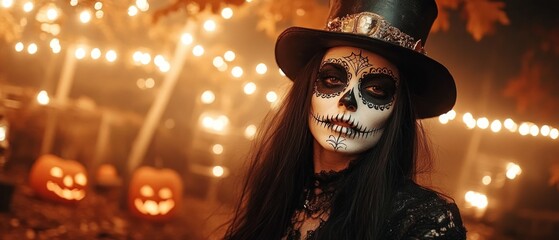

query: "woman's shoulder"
xmin=383 ymin=180 xmax=467 ymax=240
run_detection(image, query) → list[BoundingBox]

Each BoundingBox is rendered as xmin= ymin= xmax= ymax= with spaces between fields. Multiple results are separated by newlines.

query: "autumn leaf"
xmin=464 ymin=0 xmax=509 ymax=41
xmin=432 ymin=0 xmax=461 ymax=32
xmin=503 ymin=51 xmax=543 ymax=113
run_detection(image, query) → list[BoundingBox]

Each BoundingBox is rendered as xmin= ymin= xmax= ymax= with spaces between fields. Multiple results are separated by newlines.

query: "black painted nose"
xmin=338 ymin=88 xmax=358 ymax=112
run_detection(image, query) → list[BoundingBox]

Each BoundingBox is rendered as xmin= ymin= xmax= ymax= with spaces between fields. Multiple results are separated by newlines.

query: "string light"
xmin=203 ymin=19 xmax=217 ymax=32
xmin=75 ymin=47 xmax=87 ymax=59
xmin=221 ymin=7 xmax=233 ymax=19
xmin=212 ymin=166 xmax=224 ymax=177
xmin=490 ymin=120 xmax=502 ymax=133
xmin=244 ymin=125 xmax=257 ymax=139
xmin=27 ymin=43 xmax=38 ymax=54
xmin=95 ymin=10 xmax=104 ymax=19
xmin=136 ymin=0 xmax=149 ymax=12
xmin=46 ymin=6 xmax=60 ymax=21
xmin=200 ymin=90 xmax=215 ymax=104
xmin=90 ymin=48 xmax=101 ymax=59
xmin=529 ymin=125 xmax=539 ymax=137
xmin=482 ymin=175 xmax=492 ymax=185
xmin=212 ymin=144 xmax=224 ymax=155
xmin=144 ymin=78 xmax=155 ymax=88
xmin=1 ymin=0 xmax=13 ymax=8
xmin=224 ymin=51 xmax=235 ymax=62
xmin=465 ymin=191 xmax=488 ymax=209
xmin=94 ymin=2 xmax=103 ymax=10
xmin=23 ymin=1 xmax=34 ymax=12
xmin=541 ymin=125 xmax=551 ymax=136
xmin=231 ymin=66 xmax=243 ymax=78
xmin=192 ymin=45 xmax=204 ymax=56
xmin=550 ymin=129 xmax=559 ymax=140
xmin=70 ymin=0 xmax=78 ymax=7
xmin=105 ymin=49 xmax=117 ymax=62
xmin=128 ymin=5 xmax=139 ymax=16
xmin=243 ymin=82 xmax=256 ymax=95
xmin=36 ymin=90 xmax=50 ymax=105
xmin=266 ymin=91 xmax=278 ymax=103
xmin=256 ymin=63 xmax=267 ymax=75
xmin=79 ymin=10 xmax=92 ymax=23
xmin=180 ymin=33 xmax=193 ymax=45
xmin=506 ymin=162 xmax=522 ymax=180
xmin=14 ymin=42 xmax=24 ymax=52
xmin=213 ymin=56 xmax=225 ymax=68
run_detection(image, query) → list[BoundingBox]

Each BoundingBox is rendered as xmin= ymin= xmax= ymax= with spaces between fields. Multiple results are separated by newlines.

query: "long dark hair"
xmin=224 ymin=50 xmax=429 ymax=239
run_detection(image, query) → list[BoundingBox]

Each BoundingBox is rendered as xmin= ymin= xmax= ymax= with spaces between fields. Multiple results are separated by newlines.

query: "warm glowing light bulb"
xmin=144 ymin=78 xmax=155 ymax=88
xmin=192 ymin=45 xmax=204 ymax=56
xmin=212 ymin=166 xmax=224 ymax=177
xmin=213 ymin=56 xmax=225 ymax=68
xmin=37 ymin=90 xmax=50 ymax=105
xmin=447 ymin=110 xmax=456 ymax=120
xmin=482 ymin=175 xmax=492 ymax=185
xmin=94 ymin=2 xmax=103 ymax=10
xmin=133 ymin=51 xmax=142 ymax=63
xmin=105 ymin=50 xmax=117 ymax=62
xmin=49 ymin=38 xmax=60 ymax=48
xmin=490 ymin=120 xmax=501 ymax=133
xmin=79 ymin=10 xmax=92 ymax=23
xmin=15 ymin=42 xmax=24 ymax=52
xmin=462 ymin=112 xmax=473 ymax=123
xmin=140 ymin=52 xmax=151 ymax=65
xmin=90 ymin=48 xmax=101 ymax=59
xmin=203 ymin=19 xmax=217 ymax=32
xmin=224 ymin=51 xmax=235 ymax=62
xmin=1 ymin=0 xmax=14 ymax=8
xmin=154 ymin=55 xmax=166 ymax=66
xmin=181 ymin=33 xmax=193 ymax=45
xmin=221 ymin=7 xmax=233 ymax=19
xmin=212 ymin=144 xmax=224 ymax=155
xmin=46 ymin=7 xmax=59 ymax=21
xmin=70 ymin=0 xmax=78 ymax=6
xmin=27 ymin=43 xmax=38 ymax=54
xmin=243 ymin=82 xmax=256 ymax=95
xmin=136 ymin=0 xmax=149 ymax=11
xmin=506 ymin=162 xmax=522 ymax=180
xmin=75 ymin=47 xmax=87 ymax=59
xmin=476 ymin=117 xmax=489 ymax=129
xmin=550 ymin=128 xmax=559 ymax=140
xmin=201 ymin=90 xmax=215 ymax=104
xmin=529 ymin=125 xmax=539 ymax=137
xmin=504 ymin=118 xmax=516 ymax=131
xmin=518 ymin=123 xmax=530 ymax=136
xmin=256 ymin=63 xmax=267 ymax=75
xmin=232 ymin=66 xmax=243 ymax=78
xmin=128 ymin=5 xmax=138 ymax=16
xmin=540 ymin=125 xmax=551 ymax=136
xmin=23 ymin=1 xmax=34 ymax=12
xmin=438 ymin=114 xmax=449 ymax=124
xmin=266 ymin=91 xmax=278 ymax=103
xmin=244 ymin=125 xmax=257 ymax=139
xmin=95 ymin=10 xmax=103 ymax=18
xmin=158 ymin=62 xmax=170 ymax=73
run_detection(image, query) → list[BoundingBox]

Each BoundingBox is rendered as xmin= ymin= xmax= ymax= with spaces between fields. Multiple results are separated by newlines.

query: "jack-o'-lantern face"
xmin=128 ymin=166 xmax=182 ymax=221
xmin=29 ymin=154 xmax=88 ymax=203
xmin=133 ymin=185 xmax=175 ymax=216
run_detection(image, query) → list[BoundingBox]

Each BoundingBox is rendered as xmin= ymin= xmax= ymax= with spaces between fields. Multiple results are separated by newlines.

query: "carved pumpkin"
xmin=29 ymin=154 xmax=88 ymax=203
xmin=128 ymin=166 xmax=183 ymax=221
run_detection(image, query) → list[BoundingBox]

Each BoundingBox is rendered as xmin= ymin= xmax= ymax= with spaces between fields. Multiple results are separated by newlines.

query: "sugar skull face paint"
xmin=309 ymin=47 xmax=399 ymax=154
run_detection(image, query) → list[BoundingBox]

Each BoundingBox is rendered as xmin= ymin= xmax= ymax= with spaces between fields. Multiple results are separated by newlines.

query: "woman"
xmin=225 ymin=0 xmax=467 ymax=239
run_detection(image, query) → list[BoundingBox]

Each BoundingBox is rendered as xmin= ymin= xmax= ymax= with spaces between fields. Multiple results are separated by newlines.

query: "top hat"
xmin=275 ymin=0 xmax=456 ymax=119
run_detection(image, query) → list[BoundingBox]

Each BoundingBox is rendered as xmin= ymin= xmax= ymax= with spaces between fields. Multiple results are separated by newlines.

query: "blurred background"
xmin=0 ymin=0 xmax=557 ymax=239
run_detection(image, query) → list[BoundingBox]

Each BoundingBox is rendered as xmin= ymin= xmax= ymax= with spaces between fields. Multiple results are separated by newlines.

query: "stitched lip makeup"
xmin=311 ymin=112 xmax=381 ymax=139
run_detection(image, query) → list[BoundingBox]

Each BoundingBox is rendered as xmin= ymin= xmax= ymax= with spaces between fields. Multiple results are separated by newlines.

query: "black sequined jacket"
xmin=381 ymin=181 xmax=467 ymax=239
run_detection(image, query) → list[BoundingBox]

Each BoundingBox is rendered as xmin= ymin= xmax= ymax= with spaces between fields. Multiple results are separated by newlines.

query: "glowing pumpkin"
xmin=29 ymin=154 xmax=88 ymax=203
xmin=128 ymin=166 xmax=183 ymax=221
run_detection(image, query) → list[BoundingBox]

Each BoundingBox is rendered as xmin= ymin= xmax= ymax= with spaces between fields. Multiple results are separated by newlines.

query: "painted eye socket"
xmin=359 ymin=73 xmax=396 ymax=106
xmin=315 ymin=63 xmax=348 ymax=95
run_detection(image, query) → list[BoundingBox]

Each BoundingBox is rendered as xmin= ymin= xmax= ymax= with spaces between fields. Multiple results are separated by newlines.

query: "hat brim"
xmin=275 ymin=27 xmax=456 ymax=119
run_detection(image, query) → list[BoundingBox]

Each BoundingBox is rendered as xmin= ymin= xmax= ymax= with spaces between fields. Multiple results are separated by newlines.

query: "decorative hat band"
xmin=325 ymin=12 xmax=425 ymax=54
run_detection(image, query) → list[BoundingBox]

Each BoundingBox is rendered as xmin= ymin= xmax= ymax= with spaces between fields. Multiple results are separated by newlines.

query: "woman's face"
xmin=309 ymin=46 xmax=400 ymax=154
